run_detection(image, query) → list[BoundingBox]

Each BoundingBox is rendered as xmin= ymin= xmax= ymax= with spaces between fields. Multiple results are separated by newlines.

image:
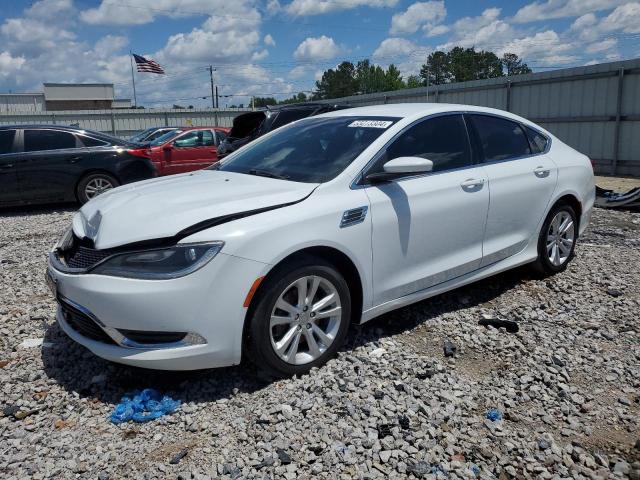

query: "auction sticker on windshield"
xmin=348 ymin=120 xmax=393 ymax=129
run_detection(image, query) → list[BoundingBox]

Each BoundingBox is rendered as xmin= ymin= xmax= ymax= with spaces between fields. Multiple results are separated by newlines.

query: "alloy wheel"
xmin=269 ymin=275 xmax=342 ymax=365
xmin=546 ymin=210 xmax=575 ymax=266
xmin=84 ymin=177 xmax=114 ymax=199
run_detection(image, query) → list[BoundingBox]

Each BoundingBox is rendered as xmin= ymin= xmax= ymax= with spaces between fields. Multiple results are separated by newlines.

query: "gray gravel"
xmin=1 ymin=205 xmax=639 ymax=479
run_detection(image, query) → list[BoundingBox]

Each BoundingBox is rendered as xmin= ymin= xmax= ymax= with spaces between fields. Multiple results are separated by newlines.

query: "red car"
xmin=129 ymin=126 xmax=230 ymax=176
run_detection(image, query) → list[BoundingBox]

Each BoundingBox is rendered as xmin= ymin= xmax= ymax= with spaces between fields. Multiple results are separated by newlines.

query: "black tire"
xmin=531 ymin=203 xmax=578 ymax=275
xmin=246 ymin=256 xmax=351 ymax=377
xmin=76 ymin=173 xmax=119 ymax=204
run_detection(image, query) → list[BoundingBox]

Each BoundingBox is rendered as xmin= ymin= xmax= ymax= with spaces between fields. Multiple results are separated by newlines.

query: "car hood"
xmin=74 ymin=170 xmax=318 ymax=249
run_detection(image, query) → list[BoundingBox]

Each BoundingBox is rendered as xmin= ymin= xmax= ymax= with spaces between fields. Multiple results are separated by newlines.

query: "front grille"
xmin=60 ymin=300 xmax=116 ymax=345
xmin=118 ymin=329 xmax=187 ymax=345
xmin=58 ymin=234 xmax=115 ymax=270
xmin=65 ymin=246 xmax=113 ymax=269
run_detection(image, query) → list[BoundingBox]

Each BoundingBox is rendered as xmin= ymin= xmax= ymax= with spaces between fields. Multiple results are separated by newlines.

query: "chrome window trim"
xmin=465 ymin=112 xmax=552 ymax=161
xmin=351 ymin=111 xmax=474 ymax=188
xmin=351 ymin=110 xmax=552 ymax=189
xmin=21 ymin=127 xmax=83 ymax=152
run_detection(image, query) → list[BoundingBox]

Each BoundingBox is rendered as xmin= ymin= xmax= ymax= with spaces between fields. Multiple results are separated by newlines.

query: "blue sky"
xmin=1 ymin=0 xmax=639 ymax=107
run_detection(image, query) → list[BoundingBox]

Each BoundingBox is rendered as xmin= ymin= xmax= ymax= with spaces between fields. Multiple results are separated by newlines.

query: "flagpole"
xmin=129 ymin=51 xmax=137 ymax=108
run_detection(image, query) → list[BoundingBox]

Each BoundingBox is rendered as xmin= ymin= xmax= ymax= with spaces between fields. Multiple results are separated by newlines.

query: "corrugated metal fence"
xmin=319 ymin=58 xmax=640 ymax=176
xmin=0 ymin=108 xmax=250 ymax=139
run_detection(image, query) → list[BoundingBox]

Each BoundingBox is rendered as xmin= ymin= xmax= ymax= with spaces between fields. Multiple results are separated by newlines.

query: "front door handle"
xmin=534 ymin=166 xmax=550 ymax=177
xmin=0 ymin=163 xmax=14 ymax=170
xmin=68 ymin=156 xmax=82 ymax=164
xmin=460 ymin=178 xmax=485 ymax=189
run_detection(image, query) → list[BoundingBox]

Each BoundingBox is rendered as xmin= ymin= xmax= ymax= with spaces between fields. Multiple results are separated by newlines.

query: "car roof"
xmin=173 ymin=126 xmax=229 ymax=131
xmin=318 ymin=103 xmax=520 ymax=119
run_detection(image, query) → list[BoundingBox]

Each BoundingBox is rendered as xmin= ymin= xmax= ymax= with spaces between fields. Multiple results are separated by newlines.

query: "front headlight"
xmin=90 ymin=242 xmax=224 ymax=279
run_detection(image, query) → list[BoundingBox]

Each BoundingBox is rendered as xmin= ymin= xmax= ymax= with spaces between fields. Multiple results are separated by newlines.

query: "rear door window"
xmin=469 ymin=114 xmax=531 ymax=162
xmin=524 ymin=126 xmax=549 ymax=154
xmin=24 ymin=129 xmax=77 ymax=152
xmin=0 ymin=130 xmax=16 ymax=154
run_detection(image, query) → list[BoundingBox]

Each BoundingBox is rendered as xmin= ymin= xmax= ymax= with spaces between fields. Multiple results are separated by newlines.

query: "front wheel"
xmin=77 ymin=173 xmax=119 ymax=204
xmin=532 ymin=203 xmax=578 ymax=275
xmin=246 ymin=258 xmax=351 ymax=377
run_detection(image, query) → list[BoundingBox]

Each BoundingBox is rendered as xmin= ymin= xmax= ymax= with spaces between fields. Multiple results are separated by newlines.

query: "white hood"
xmin=74 ymin=170 xmax=318 ymax=249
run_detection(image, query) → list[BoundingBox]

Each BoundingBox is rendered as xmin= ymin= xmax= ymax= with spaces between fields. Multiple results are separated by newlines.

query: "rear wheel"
xmin=77 ymin=173 xmax=119 ymax=204
xmin=246 ymin=257 xmax=351 ymax=377
xmin=532 ymin=203 xmax=578 ymax=275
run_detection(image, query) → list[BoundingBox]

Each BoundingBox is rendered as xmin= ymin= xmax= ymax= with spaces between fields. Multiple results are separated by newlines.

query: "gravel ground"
xmin=1 ymin=205 xmax=639 ymax=480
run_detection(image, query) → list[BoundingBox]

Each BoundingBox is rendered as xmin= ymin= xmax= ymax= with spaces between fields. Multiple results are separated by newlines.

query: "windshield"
xmin=151 ymin=129 xmax=183 ymax=146
xmin=130 ymin=128 xmax=154 ymax=141
xmin=215 ymin=116 xmax=398 ymax=183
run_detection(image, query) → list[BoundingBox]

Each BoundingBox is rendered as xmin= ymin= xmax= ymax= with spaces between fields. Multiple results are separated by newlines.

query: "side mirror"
xmin=162 ymin=143 xmax=173 ymax=151
xmin=366 ymin=156 xmax=433 ymax=183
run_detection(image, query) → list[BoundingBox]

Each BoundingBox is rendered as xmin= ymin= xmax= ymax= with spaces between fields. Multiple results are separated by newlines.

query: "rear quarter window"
xmin=524 ymin=126 xmax=549 ymax=154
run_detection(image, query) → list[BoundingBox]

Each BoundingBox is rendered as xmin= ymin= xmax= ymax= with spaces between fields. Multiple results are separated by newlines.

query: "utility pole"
xmin=215 ymin=86 xmax=219 ymax=109
xmin=208 ymin=65 xmax=216 ymax=109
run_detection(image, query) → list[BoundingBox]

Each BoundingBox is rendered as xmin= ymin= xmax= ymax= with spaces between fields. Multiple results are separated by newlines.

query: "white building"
xmin=0 ymin=83 xmax=131 ymax=112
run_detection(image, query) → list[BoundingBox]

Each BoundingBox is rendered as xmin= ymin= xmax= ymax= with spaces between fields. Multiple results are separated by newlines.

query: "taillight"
xmin=128 ymin=148 xmax=151 ymax=158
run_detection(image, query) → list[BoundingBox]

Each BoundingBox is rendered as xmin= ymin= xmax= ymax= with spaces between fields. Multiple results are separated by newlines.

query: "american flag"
xmin=133 ymin=53 xmax=165 ymax=74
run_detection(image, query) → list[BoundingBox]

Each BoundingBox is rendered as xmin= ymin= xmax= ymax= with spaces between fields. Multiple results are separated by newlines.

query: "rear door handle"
xmin=68 ymin=156 xmax=82 ymax=164
xmin=460 ymin=178 xmax=485 ymax=188
xmin=534 ymin=166 xmax=550 ymax=177
xmin=0 ymin=164 xmax=14 ymax=170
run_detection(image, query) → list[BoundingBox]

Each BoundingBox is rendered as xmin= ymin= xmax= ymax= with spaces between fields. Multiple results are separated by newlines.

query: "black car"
xmin=129 ymin=126 xmax=179 ymax=144
xmin=0 ymin=125 xmax=157 ymax=207
xmin=217 ymin=103 xmax=350 ymax=158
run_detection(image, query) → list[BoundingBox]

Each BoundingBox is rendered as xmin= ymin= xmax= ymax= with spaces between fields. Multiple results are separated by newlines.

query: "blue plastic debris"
xmin=486 ymin=408 xmax=503 ymax=422
xmin=471 ymin=464 xmax=481 ymax=476
xmin=110 ymin=388 xmax=180 ymax=424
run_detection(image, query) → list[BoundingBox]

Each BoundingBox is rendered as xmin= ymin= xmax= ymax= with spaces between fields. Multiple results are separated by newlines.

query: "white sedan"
xmin=47 ymin=104 xmax=594 ymax=375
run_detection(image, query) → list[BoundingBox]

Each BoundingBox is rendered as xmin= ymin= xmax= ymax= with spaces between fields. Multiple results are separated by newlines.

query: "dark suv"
xmin=0 ymin=125 xmax=157 ymax=207
xmin=217 ymin=103 xmax=349 ymax=158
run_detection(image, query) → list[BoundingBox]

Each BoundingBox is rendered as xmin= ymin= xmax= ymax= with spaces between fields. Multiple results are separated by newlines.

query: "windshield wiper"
xmin=247 ymin=169 xmax=290 ymax=180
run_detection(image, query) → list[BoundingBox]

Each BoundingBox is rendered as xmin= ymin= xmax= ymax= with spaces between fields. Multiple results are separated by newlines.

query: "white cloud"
xmin=373 ymin=38 xmax=420 ymax=59
xmin=286 ymin=0 xmax=398 ymax=16
xmin=252 ymin=49 xmax=269 ymax=61
xmin=26 ymin=0 xmax=73 ymax=19
xmin=159 ymin=8 xmax=262 ymax=63
xmin=437 ymin=8 xmax=516 ymax=52
xmin=0 ymin=51 xmax=26 ymax=78
xmin=264 ymin=34 xmax=276 ymax=47
xmin=585 ymin=38 xmax=618 ymax=53
xmin=598 ymin=2 xmax=640 ymax=34
xmin=513 ymin=0 xmax=629 ymax=23
xmin=80 ymin=0 xmax=222 ymax=26
xmin=372 ymin=38 xmax=431 ymax=78
xmin=293 ymin=36 xmax=341 ymax=61
xmin=289 ymin=66 xmax=309 ymax=79
xmin=426 ymin=24 xmax=449 ymax=37
xmin=501 ymin=30 xmax=576 ymax=64
xmin=94 ymin=35 xmax=129 ymax=57
xmin=390 ymin=1 xmax=446 ymax=35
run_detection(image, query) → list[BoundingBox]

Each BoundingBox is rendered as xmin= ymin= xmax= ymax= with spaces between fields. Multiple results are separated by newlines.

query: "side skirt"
xmin=359 ymin=243 xmax=538 ymax=324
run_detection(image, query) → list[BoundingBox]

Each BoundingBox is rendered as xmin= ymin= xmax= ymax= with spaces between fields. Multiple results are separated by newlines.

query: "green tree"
xmin=474 ymin=50 xmax=504 ymax=80
xmin=420 ymin=51 xmax=450 ymax=85
xmin=384 ymin=64 xmax=405 ymax=91
xmin=406 ymin=75 xmax=422 ymax=88
xmin=314 ymin=61 xmax=359 ymax=99
xmin=501 ymin=53 xmax=532 ymax=76
xmin=253 ymin=97 xmax=277 ymax=108
xmin=280 ymin=92 xmax=308 ymax=104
